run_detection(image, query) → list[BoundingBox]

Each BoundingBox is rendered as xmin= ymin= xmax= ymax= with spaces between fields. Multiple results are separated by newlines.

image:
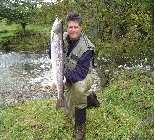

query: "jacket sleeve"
xmin=64 ymin=50 xmax=94 ymax=84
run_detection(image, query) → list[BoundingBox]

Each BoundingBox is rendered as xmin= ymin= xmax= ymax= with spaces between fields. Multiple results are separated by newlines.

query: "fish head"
xmin=52 ymin=17 xmax=62 ymax=33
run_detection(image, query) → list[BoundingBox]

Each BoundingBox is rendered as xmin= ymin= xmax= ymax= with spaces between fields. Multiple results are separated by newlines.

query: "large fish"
xmin=50 ymin=17 xmax=68 ymax=110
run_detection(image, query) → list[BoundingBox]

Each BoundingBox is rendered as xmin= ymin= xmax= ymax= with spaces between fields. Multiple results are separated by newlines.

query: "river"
xmin=0 ymin=49 xmax=57 ymax=106
xmin=0 ymin=49 xmax=152 ymax=106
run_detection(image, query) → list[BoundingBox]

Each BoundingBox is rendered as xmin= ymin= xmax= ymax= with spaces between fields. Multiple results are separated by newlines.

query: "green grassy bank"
xmin=0 ymin=70 xmax=154 ymax=139
xmin=0 ymin=19 xmax=50 ymax=51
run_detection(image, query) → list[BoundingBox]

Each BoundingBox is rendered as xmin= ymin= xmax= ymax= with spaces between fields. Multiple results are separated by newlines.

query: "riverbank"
xmin=0 ymin=19 xmax=50 ymax=52
xmin=0 ymin=70 xmax=153 ymax=139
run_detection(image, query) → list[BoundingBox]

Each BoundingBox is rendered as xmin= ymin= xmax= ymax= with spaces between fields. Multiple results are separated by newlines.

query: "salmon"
xmin=50 ymin=17 xmax=68 ymax=110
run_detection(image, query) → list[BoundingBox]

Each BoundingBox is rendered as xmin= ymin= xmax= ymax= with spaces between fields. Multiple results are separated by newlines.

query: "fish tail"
xmin=56 ymin=96 xmax=68 ymax=111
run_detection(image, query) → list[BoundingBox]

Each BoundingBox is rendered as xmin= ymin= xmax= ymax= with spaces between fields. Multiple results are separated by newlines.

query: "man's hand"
xmin=63 ymin=76 xmax=66 ymax=83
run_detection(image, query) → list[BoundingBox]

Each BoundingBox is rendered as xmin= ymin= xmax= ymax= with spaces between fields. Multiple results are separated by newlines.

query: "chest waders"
xmin=63 ymin=32 xmax=99 ymax=140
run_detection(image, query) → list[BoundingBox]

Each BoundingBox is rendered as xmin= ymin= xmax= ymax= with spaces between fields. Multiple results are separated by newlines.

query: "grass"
xmin=0 ymin=19 xmax=50 ymax=51
xmin=0 ymin=19 xmax=20 ymax=32
xmin=0 ymin=19 xmax=20 ymax=48
xmin=0 ymin=19 xmax=49 ymax=34
xmin=0 ymin=70 xmax=154 ymax=139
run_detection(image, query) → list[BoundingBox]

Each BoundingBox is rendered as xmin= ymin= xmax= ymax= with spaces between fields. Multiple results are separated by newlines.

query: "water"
xmin=0 ymin=50 xmax=152 ymax=106
xmin=0 ymin=50 xmax=56 ymax=106
xmin=0 ymin=51 xmax=49 ymax=89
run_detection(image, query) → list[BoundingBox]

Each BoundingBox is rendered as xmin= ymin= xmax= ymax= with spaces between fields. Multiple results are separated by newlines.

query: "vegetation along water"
xmin=0 ymin=0 xmax=153 ymax=139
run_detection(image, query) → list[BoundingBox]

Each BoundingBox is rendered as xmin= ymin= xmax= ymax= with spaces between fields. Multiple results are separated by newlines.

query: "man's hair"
xmin=66 ymin=12 xmax=82 ymax=26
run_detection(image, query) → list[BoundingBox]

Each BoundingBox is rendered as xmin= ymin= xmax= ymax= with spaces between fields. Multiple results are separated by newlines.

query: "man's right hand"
xmin=63 ymin=76 xmax=66 ymax=83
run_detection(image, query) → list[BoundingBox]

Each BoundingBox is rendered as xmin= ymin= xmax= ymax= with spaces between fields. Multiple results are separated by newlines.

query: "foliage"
xmin=0 ymin=70 xmax=153 ymax=139
xmin=0 ymin=19 xmax=21 ymax=50
xmin=0 ymin=19 xmax=50 ymax=51
xmin=0 ymin=0 xmax=153 ymax=68
xmin=0 ymin=0 xmax=37 ymax=35
xmin=33 ymin=0 xmax=153 ymax=70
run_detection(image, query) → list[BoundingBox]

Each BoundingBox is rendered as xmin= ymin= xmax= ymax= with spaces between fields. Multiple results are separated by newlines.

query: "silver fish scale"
xmin=51 ymin=34 xmax=64 ymax=98
xmin=51 ymin=18 xmax=68 ymax=110
xmin=56 ymin=43 xmax=64 ymax=97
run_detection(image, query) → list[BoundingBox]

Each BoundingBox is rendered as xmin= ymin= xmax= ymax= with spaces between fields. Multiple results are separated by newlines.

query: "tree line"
xmin=0 ymin=0 xmax=153 ymax=67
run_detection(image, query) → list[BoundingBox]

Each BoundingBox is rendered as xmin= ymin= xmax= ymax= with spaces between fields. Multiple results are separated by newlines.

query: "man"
xmin=49 ymin=12 xmax=100 ymax=139
xmin=63 ymin=12 xmax=100 ymax=140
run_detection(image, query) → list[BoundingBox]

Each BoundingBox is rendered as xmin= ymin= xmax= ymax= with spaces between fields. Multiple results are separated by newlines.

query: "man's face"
xmin=67 ymin=20 xmax=82 ymax=42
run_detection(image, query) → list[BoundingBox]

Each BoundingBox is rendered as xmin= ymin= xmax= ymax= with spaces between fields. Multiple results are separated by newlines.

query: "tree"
xmin=0 ymin=0 xmax=37 ymax=35
xmin=73 ymin=0 xmax=153 ymax=67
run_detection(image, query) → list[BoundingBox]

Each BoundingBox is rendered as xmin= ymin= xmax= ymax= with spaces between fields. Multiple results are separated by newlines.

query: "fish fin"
xmin=56 ymin=95 xmax=68 ymax=111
